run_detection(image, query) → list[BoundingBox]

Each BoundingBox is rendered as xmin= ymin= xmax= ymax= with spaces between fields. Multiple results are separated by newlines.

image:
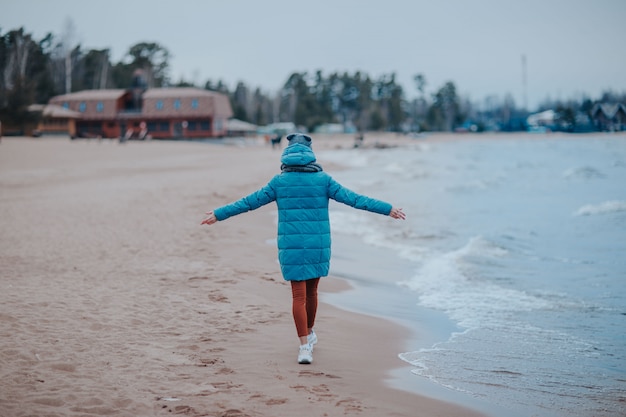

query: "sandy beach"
xmin=0 ymin=134 xmax=487 ymax=417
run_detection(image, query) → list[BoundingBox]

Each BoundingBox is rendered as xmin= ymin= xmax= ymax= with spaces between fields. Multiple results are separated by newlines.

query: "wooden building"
xmin=226 ymin=118 xmax=258 ymax=136
xmin=47 ymin=87 xmax=233 ymax=139
xmin=27 ymin=104 xmax=81 ymax=137
xmin=590 ymin=103 xmax=626 ymax=132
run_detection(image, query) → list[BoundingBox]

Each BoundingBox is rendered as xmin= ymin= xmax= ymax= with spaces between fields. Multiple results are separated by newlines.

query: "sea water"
xmin=319 ymin=135 xmax=626 ymax=417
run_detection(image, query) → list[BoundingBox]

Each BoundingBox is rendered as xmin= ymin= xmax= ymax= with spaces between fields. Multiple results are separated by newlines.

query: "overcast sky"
xmin=2 ymin=0 xmax=625 ymax=110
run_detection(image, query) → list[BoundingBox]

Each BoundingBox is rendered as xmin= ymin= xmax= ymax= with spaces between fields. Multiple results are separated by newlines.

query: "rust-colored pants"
xmin=290 ymin=278 xmax=320 ymax=338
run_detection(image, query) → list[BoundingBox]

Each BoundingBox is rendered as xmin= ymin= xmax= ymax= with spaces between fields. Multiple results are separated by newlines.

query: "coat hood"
xmin=281 ymin=143 xmax=317 ymax=166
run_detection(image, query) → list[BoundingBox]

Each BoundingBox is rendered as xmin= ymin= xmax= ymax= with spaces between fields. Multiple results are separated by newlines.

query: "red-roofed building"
xmin=48 ymin=86 xmax=233 ymax=139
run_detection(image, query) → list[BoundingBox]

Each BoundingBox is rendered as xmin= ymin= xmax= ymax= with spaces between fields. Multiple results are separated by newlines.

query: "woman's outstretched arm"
xmin=201 ymin=181 xmax=277 ymax=225
xmin=328 ymin=177 xmax=405 ymax=219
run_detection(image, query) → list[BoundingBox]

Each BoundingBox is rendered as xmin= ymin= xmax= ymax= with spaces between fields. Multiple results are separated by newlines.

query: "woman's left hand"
xmin=201 ymin=211 xmax=218 ymax=225
xmin=389 ymin=207 xmax=406 ymax=220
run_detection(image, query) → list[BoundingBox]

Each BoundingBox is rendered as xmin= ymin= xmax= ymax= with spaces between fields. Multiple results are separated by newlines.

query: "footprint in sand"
xmin=48 ymin=363 xmax=77 ymax=373
xmin=261 ymin=275 xmax=276 ymax=282
xmin=208 ymin=290 xmax=229 ymax=303
xmin=336 ymin=397 xmax=364 ymax=413
xmin=173 ymin=405 xmax=194 ymax=414
xmin=210 ymin=382 xmax=243 ymax=390
xmin=298 ymin=370 xmax=341 ymax=379
xmin=215 ymin=279 xmax=236 ymax=284
xmin=219 ymin=410 xmax=247 ymax=417
xmin=33 ymin=397 xmax=64 ymax=407
xmin=188 ymin=276 xmax=210 ymax=281
xmin=290 ymin=383 xmax=336 ymax=401
xmin=247 ymin=393 xmax=288 ymax=406
xmin=265 ymin=397 xmax=288 ymax=405
xmin=187 ymin=276 xmax=210 ymax=288
xmin=216 ymin=367 xmax=234 ymax=375
xmin=198 ymin=357 xmax=223 ymax=365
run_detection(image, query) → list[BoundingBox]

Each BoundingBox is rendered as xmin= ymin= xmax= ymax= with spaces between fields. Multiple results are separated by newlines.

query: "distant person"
xmin=354 ymin=133 xmax=364 ymax=148
xmin=201 ymin=133 xmax=406 ymax=364
xmin=270 ymin=134 xmax=282 ymax=149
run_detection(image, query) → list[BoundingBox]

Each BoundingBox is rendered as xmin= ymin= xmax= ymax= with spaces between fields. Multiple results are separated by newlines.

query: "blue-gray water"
xmin=320 ymin=135 xmax=626 ymax=417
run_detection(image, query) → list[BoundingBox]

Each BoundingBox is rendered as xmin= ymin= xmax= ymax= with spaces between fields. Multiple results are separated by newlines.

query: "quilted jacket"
xmin=213 ymin=144 xmax=392 ymax=281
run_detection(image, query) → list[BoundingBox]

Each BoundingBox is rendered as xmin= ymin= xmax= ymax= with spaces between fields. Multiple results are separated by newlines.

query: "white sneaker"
xmin=307 ymin=330 xmax=318 ymax=349
xmin=298 ymin=344 xmax=313 ymax=364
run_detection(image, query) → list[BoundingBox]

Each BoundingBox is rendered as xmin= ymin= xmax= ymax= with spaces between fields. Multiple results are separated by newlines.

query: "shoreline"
xmin=0 ymin=135 xmax=488 ymax=416
xmin=322 ymin=237 xmax=508 ymax=417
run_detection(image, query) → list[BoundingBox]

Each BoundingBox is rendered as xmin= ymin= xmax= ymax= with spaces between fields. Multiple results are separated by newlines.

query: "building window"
xmin=62 ymin=102 xmax=69 ymax=109
xmin=174 ymin=99 xmax=181 ymax=110
xmin=147 ymin=122 xmax=157 ymax=131
xmin=156 ymin=100 xmax=164 ymax=110
xmin=215 ymin=118 xmax=222 ymax=131
xmin=201 ymin=121 xmax=210 ymax=131
xmin=159 ymin=122 xmax=169 ymax=131
xmin=191 ymin=99 xmax=198 ymax=109
xmin=96 ymin=102 xmax=104 ymax=112
xmin=188 ymin=121 xmax=197 ymax=131
xmin=79 ymin=102 xmax=86 ymax=112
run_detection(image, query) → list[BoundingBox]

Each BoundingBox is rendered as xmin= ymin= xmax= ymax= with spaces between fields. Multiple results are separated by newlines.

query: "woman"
xmin=201 ymin=133 xmax=405 ymax=364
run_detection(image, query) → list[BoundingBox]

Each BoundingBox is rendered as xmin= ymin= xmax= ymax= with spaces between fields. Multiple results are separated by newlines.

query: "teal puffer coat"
xmin=213 ymin=144 xmax=392 ymax=281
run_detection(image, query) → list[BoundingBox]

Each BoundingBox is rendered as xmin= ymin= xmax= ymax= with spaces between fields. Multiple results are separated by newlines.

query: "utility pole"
xmin=99 ymin=50 xmax=109 ymax=89
xmin=62 ymin=17 xmax=76 ymax=94
xmin=65 ymin=52 xmax=71 ymax=94
xmin=522 ymin=54 xmax=528 ymax=111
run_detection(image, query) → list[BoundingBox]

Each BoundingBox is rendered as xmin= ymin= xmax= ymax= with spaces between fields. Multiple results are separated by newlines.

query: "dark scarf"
xmin=280 ymin=162 xmax=323 ymax=173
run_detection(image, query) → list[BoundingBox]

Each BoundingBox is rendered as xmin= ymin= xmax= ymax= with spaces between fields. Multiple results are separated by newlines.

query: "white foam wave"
xmin=317 ymin=150 xmax=370 ymax=168
xmin=445 ymin=180 xmax=490 ymax=193
xmin=562 ymin=166 xmax=605 ymax=179
xmin=329 ymin=210 xmax=431 ymax=262
xmin=383 ymin=161 xmax=405 ymax=174
xmin=400 ymin=236 xmax=551 ymax=329
xmin=384 ymin=161 xmax=430 ymax=180
xmin=329 ymin=210 xmax=374 ymax=237
xmin=573 ymin=200 xmax=626 ymax=216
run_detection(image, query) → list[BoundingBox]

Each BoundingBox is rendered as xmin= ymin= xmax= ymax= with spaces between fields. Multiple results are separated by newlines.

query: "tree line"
xmin=1 ymin=26 xmax=624 ymax=134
